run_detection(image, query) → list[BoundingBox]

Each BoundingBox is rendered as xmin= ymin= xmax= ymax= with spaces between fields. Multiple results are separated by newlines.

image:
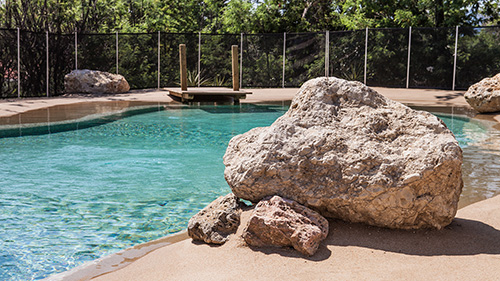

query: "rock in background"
xmin=188 ymin=193 xmax=244 ymax=244
xmin=243 ymin=195 xmax=329 ymax=256
xmin=464 ymin=73 xmax=500 ymax=113
xmin=64 ymin=69 xmax=130 ymax=94
xmin=224 ymin=77 xmax=463 ymax=230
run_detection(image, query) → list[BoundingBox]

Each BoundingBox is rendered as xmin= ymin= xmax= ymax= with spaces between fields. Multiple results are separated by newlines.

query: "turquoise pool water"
xmin=0 ymin=105 xmax=499 ymax=280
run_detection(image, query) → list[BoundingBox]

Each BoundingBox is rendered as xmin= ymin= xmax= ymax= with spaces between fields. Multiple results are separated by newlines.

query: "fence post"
xmin=116 ymin=31 xmax=119 ymax=74
xmin=158 ymin=31 xmax=161 ymax=89
xmin=282 ymin=32 xmax=286 ymax=88
xmin=17 ymin=27 xmax=20 ymax=98
xmin=46 ymin=31 xmax=49 ymax=97
xmin=240 ymin=33 xmax=243 ymax=89
xmin=75 ymin=29 xmax=78 ymax=70
xmin=452 ymin=26 xmax=458 ymax=91
xmin=325 ymin=31 xmax=329 ymax=77
xmin=232 ymin=45 xmax=239 ymax=91
xmin=198 ymin=32 xmax=201 ymax=87
xmin=364 ymin=27 xmax=368 ymax=85
xmin=406 ymin=26 xmax=412 ymax=89
xmin=179 ymin=44 xmax=188 ymax=91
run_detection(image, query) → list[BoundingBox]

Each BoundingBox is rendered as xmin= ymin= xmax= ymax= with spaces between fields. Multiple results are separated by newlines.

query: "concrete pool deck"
xmin=0 ymin=86 xmax=481 ymax=115
xmin=92 ymin=194 xmax=500 ymax=281
xmin=2 ymin=86 xmax=499 ymax=280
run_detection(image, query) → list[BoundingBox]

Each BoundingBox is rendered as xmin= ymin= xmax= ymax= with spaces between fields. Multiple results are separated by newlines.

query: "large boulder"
xmin=243 ymin=195 xmax=329 ymax=256
xmin=464 ymin=73 xmax=500 ymax=113
xmin=188 ymin=193 xmax=244 ymax=244
xmin=223 ymin=77 xmax=463 ymax=230
xmin=64 ymin=69 xmax=130 ymax=94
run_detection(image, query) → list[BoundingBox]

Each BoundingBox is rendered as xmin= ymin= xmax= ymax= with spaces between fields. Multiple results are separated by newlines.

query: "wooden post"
xmin=232 ymin=45 xmax=239 ymax=91
xmin=179 ymin=44 xmax=187 ymax=91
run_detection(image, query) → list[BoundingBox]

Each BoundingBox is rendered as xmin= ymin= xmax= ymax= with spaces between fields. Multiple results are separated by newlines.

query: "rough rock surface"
xmin=224 ymin=77 xmax=463 ymax=230
xmin=64 ymin=69 xmax=130 ymax=94
xmin=464 ymin=73 xmax=500 ymax=113
xmin=188 ymin=193 xmax=244 ymax=244
xmin=243 ymin=195 xmax=328 ymax=256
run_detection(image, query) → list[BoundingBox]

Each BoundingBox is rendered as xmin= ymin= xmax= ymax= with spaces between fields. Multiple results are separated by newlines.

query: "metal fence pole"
xmin=364 ymin=27 xmax=368 ymax=85
xmin=198 ymin=32 xmax=201 ymax=87
xmin=282 ymin=32 xmax=286 ymax=88
xmin=406 ymin=26 xmax=412 ymax=89
xmin=240 ymin=33 xmax=243 ymax=89
xmin=452 ymin=26 xmax=459 ymax=91
xmin=158 ymin=31 xmax=160 ymax=89
xmin=116 ymin=31 xmax=119 ymax=74
xmin=325 ymin=31 xmax=329 ymax=77
xmin=17 ymin=27 xmax=20 ymax=98
xmin=74 ymin=30 xmax=78 ymax=70
xmin=46 ymin=31 xmax=49 ymax=97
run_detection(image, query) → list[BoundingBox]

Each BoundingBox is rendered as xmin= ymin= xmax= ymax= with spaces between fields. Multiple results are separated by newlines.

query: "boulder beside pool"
xmin=188 ymin=193 xmax=244 ymax=244
xmin=64 ymin=69 xmax=130 ymax=94
xmin=223 ymin=77 xmax=463 ymax=230
xmin=464 ymin=73 xmax=500 ymax=113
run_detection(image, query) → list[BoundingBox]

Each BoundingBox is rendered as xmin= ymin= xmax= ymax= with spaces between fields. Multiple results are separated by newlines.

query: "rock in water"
xmin=64 ymin=69 xmax=130 ymax=94
xmin=464 ymin=73 xmax=500 ymax=113
xmin=223 ymin=77 xmax=463 ymax=230
xmin=243 ymin=195 xmax=329 ymax=256
xmin=188 ymin=193 xmax=244 ymax=244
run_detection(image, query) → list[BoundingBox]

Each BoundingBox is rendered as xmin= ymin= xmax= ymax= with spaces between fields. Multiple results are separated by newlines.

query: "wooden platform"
xmin=166 ymin=87 xmax=251 ymax=102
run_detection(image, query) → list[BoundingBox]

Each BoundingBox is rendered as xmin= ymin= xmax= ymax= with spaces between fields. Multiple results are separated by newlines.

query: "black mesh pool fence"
xmin=0 ymin=29 xmax=18 ymax=98
xmin=200 ymin=33 xmax=240 ymax=88
xmin=242 ymin=33 xmax=284 ymax=88
xmin=456 ymin=26 xmax=500 ymax=90
xmin=159 ymin=32 xmax=198 ymax=88
xmin=366 ymin=28 xmax=408 ymax=88
xmin=285 ymin=32 xmax=325 ymax=87
xmin=408 ymin=27 xmax=455 ymax=89
xmin=329 ymin=30 xmax=365 ymax=83
xmin=2 ymin=27 xmax=500 ymax=98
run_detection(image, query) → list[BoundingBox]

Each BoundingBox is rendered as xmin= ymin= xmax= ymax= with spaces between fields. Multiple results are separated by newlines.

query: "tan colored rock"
xmin=464 ymin=73 xmax=500 ymax=113
xmin=64 ymin=69 xmax=130 ymax=94
xmin=224 ymin=77 xmax=463 ymax=230
xmin=243 ymin=195 xmax=328 ymax=256
xmin=188 ymin=193 xmax=244 ymax=244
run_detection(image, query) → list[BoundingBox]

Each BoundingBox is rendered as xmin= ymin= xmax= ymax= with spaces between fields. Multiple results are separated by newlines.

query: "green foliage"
xmin=211 ymin=74 xmax=227 ymax=86
xmin=186 ymin=69 xmax=210 ymax=86
xmin=2 ymin=0 xmax=500 ymax=33
xmin=221 ymin=0 xmax=253 ymax=33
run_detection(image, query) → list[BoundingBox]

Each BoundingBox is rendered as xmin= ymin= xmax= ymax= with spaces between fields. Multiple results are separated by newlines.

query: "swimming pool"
xmin=0 ymin=104 xmax=499 ymax=280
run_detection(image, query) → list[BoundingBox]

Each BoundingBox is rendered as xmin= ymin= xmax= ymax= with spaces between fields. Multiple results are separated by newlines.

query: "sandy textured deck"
xmin=92 ymin=195 xmax=500 ymax=280
xmin=3 ymin=86 xmax=499 ymax=280
xmin=0 ymin=87 xmax=473 ymax=117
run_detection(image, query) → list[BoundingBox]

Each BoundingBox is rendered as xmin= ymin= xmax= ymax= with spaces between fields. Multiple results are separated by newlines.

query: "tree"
xmin=221 ymin=0 xmax=253 ymax=33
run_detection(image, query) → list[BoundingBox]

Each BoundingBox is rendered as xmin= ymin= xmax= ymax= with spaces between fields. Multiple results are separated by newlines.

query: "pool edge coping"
xmin=44 ymin=230 xmax=189 ymax=281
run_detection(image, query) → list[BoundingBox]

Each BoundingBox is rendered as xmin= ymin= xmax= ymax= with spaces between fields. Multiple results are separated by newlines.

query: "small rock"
xmin=464 ymin=73 xmax=500 ymax=113
xmin=243 ymin=195 xmax=329 ymax=256
xmin=64 ymin=69 xmax=130 ymax=94
xmin=188 ymin=193 xmax=244 ymax=244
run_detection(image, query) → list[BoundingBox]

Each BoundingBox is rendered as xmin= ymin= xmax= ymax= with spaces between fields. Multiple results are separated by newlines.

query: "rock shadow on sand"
xmin=246 ymin=243 xmax=332 ymax=262
xmin=327 ymin=218 xmax=500 ymax=256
